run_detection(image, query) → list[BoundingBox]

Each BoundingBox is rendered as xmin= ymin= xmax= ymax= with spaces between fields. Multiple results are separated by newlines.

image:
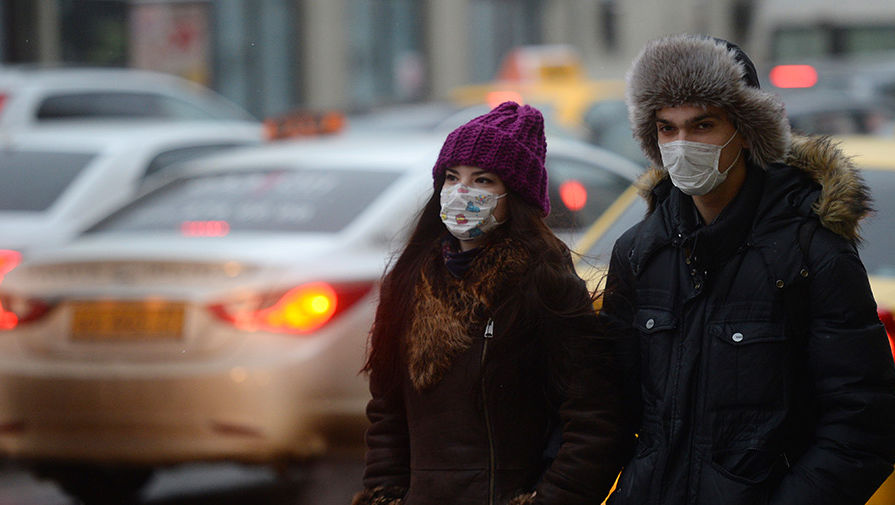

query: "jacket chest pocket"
xmin=708 ymin=320 xmax=789 ymax=408
xmin=635 ymin=308 xmax=677 ymax=404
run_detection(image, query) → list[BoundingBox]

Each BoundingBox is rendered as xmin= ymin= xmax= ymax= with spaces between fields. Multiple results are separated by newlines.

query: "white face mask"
xmin=439 ymin=184 xmax=506 ymax=241
xmin=659 ymin=130 xmax=740 ymax=196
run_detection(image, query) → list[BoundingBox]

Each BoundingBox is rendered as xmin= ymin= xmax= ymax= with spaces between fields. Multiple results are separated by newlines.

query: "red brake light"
xmin=879 ymin=308 xmax=895 ymax=361
xmin=769 ymin=65 xmax=818 ymax=89
xmin=209 ymin=281 xmax=374 ymax=335
xmin=0 ymin=250 xmax=21 ymax=279
xmin=559 ymin=180 xmax=588 ymax=212
xmin=0 ymin=294 xmax=50 ymax=330
xmin=181 ymin=220 xmax=230 ymax=237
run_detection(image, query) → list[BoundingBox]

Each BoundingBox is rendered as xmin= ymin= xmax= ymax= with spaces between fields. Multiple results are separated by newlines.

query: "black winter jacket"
xmin=602 ymin=137 xmax=895 ymax=505
xmin=356 ymin=237 xmax=625 ymax=505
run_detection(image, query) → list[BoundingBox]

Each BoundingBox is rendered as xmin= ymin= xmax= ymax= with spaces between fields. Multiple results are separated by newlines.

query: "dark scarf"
xmin=674 ymin=163 xmax=765 ymax=272
xmin=406 ymin=235 xmax=530 ymax=391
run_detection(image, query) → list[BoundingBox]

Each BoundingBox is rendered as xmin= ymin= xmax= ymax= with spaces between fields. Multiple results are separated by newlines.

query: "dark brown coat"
xmin=355 ymin=238 xmax=625 ymax=505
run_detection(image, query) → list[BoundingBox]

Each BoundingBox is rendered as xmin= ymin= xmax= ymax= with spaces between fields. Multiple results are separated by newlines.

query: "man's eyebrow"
xmin=656 ymin=113 xmax=721 ymax=125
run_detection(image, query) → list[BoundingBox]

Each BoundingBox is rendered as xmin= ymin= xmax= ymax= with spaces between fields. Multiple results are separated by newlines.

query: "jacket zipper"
xmin=481 ymin=317 xmax=496 ymax=505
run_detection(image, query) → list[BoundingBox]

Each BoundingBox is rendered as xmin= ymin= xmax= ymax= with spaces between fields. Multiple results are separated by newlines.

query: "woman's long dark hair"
xmin=361 ymin=175 xmax=605 ymax=394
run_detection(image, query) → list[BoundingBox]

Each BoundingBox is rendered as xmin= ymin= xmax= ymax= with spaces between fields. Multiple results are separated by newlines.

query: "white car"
xmin=0 ymin=121 xmax=264 ymax=254
xmin=0 ymin=131 xmax=640 ymax=503
xmin=0 ymin=66 xmax=257 ymax=127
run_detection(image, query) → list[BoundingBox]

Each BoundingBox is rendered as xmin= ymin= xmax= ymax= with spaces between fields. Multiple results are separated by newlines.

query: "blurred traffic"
xmin=2 ymin=0 xmax=895 ymax=503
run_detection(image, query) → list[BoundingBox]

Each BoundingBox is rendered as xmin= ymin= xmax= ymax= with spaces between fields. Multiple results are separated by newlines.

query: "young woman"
xmin=353 ymin=102 xmax=626 ymax=505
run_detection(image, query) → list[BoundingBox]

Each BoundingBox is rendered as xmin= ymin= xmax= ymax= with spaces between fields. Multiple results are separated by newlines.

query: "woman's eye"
xmin=475 ymin=177 xmax=493 ymax=184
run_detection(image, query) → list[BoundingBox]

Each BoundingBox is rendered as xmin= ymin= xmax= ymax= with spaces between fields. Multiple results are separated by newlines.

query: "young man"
xmin=601 ymin=34 xmax=895 ymax=505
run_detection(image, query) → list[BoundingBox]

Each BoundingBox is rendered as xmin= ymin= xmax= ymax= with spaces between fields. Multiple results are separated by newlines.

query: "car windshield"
xmin=0 ymin=149 xmax=96 ymax=212
xmin=86 ymin=168 xmax=402 ymax=235
xmin=36 ymin=92 xmax=236 ymax=121
xmin=582 ymin=169 xmax=895 ymax=277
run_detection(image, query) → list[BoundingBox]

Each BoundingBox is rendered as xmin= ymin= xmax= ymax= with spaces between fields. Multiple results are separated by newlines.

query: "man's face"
xmin=656 ymin=104 xmax=747 ymax=174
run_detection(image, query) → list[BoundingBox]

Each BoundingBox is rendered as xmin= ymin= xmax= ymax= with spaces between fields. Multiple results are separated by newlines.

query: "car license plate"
xmin=70 ymin=301 xmax=185 ymax=341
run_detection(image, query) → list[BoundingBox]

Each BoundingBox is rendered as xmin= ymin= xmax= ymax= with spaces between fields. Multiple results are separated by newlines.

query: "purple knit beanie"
xmin=433 ymin=101 xmax=549 ymax=215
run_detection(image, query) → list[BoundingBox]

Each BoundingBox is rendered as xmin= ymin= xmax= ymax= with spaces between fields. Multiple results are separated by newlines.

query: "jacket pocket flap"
xmin=708 ymin=321 xmax=785 ymax=346
xmin=635 ymin=308 xmax=676 ymax=334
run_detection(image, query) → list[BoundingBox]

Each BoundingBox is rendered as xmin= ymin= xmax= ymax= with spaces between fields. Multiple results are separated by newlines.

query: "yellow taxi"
xmin=449 ymin=45 xmax=624 ymax=129
xmin=576 ymin=135 xmax=895 ymax=505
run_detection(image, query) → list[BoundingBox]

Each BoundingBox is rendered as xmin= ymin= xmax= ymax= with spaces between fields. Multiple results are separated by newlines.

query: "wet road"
xmin=0 ymin=447 xmax=365 ymax=505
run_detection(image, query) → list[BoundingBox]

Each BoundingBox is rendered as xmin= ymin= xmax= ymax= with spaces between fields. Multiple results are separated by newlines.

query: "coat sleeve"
xmin=355 ymin=368 xmax=410 ymax=504
xmin=769 ymin=244 xmax=895 ymax=505
xmin=531 ymin=267 xmax=629 ymax=504
xmin=598 ymin=236 xmax=642 ymax=450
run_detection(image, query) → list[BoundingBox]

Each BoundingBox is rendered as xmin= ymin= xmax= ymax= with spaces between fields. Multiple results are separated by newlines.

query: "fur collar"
xmin=405 ymin=237 xmax=530 ymax=391
xmin=635 ymin=136 xmax=872 ymax=242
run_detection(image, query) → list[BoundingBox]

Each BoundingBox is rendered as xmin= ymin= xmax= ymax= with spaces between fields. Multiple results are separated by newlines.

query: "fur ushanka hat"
xmin=626 ymin=34 xmax=791 ymax=169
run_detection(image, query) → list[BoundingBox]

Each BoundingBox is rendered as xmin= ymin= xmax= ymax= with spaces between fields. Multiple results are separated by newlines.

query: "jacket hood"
xmin=626 ymin=34 xmax=791 ymax=169
xmin=635 ymin=136 xmax=873 ymax=242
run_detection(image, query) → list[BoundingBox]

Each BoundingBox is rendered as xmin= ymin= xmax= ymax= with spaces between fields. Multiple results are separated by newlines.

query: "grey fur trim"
xmin=626 ymin=34 xmax=791 ymax=169
xmin=350 ymin=486 xmax=406 ymax=505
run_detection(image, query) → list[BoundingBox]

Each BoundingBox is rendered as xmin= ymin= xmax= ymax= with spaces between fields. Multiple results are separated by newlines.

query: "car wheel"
xmin=35 ymin=464 xmax=153 ymax=505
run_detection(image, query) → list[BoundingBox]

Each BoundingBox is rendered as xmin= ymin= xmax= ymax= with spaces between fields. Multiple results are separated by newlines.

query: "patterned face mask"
xmin=439 ymin=184 xmax=506 ymax=241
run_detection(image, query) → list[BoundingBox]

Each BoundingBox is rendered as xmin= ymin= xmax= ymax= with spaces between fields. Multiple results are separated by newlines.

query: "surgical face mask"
xmin=439 ymin=184 xmax=506 ymax=241
xmin=659 ymin=130 xmax=740 ymax=196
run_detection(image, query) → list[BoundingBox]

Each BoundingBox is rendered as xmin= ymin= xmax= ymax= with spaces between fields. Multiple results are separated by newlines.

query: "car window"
xmin=143 ymin=144 xmax=254 ymax=178
xmin=87 ymin=168 xmax=402 ymax=235
xmin=544 ymin=155 xmax=632 ymax=231
xmin=36 ymin=92 xmax=218 ymax=121
xmin=860 ymin=170 xmax=895 ymax=276
xmin=0 ymin=149 xmax=96 ymax=211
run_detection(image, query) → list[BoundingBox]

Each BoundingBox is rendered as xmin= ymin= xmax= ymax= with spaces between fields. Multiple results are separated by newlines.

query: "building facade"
xmin=0 ymin=0 xmax=751 ymax=119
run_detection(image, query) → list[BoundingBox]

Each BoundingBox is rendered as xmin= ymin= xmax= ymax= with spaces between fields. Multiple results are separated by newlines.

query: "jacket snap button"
xmin=732 ymin=332 xmax=744 ymax=343
xmin=800 ymin=269 xmax=809 ymax=278
xmin=694 ymin=282 xmax=702 ymax=290
xmin=645 ymin=318 xmax=655 ymax=330
xmin=776 ymin=280 xmax=785 ymax=288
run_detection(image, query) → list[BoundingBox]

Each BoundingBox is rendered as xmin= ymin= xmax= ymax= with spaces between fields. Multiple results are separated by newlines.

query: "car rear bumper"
xmin=0 ymin=364 xmax=367 ymax=465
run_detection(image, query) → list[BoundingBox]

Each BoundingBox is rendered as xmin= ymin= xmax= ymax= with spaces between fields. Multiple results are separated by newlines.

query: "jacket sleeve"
xmin=599 ymin=236 xmax=642 ymax=450
xmin=769 ymin=245 xmax=895 ymax=505
xmin=356 ymin=368 xmax=410 ymax=503
xmin=532 ymin=268 xmax=629 ymax=504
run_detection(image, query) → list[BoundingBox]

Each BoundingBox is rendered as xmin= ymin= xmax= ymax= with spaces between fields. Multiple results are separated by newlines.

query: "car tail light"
xmin=208 ymin=281 xmax=374 ymax=334
xmin=0 ymin=293 xmax=50 ymax=330
xmin=0 ymin=250 xmax=20 ymax=279
xmin=559 ymin=180 xmax=588 ymax=212
xmin=879 ymin=308 xmax=895 ymax=361
xmin=769 ymin=65 xmax=818 ymax=89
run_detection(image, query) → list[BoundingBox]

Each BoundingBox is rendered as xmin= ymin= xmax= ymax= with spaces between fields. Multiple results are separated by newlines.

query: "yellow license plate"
xmin=70 ymin=301 xmax=185 ymax=341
